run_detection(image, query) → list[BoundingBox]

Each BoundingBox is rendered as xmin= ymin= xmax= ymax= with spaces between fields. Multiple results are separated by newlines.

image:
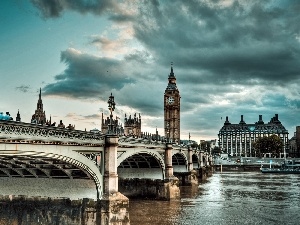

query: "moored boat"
xmin=261 ymin=167 xmax=300 ymax=174
xmin=261 ymin=160 xmax=300 ymax=174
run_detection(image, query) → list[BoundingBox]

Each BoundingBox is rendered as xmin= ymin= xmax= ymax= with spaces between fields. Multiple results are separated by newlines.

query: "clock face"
xmin=167 ymin=96 xmax=175 ymax=105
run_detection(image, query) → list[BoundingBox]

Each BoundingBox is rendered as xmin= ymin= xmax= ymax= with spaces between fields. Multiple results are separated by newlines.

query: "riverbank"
xmin=214 ymin=164 xmax=269 ymax=172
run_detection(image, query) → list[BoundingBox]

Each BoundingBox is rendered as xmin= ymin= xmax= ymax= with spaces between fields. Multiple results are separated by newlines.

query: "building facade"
xmin=101 ymin=113 xmax=124 ymax=135
xmin=218 ymin=114 xmax=289 ymax=157
xmin=124 ymin=113 xmax=141 ymax=136
xmin=289 ymin=126 xmax=300 ymax=157
xmin=164 ymin=65 xmax=180 ymax=143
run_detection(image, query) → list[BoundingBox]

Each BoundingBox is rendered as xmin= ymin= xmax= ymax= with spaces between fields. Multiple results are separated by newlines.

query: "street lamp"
xmin=107 ymin=93 xmax=116 ymax=134
xmin=166 ymin=122 xmax=170 ymax=143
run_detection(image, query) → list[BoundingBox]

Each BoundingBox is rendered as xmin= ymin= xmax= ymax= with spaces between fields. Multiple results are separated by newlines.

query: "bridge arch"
xmin=0 ymin=143 xmax=103 ymax=199
xmin=192 ymin=153 xmax=199 ymax=169
xmin=117 ymin=148 xmax=165 ymax=179
xmin=172 ymin=152 xmax=188 ymax=172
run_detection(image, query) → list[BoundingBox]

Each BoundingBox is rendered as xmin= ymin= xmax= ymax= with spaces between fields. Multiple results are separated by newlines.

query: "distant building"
xmin=218 ymin=114 xmax=289 ymax=157
xmin=124 ymin=113 xmax=141 ymax=136
xmin=16 ymin=110 xmax=21 ymax=122
xmin=289 ymin=126 xmax=300 ymax=157
xmin=31 ymin=88 xmax=49 ymax=125
xmin=181 ymin=139 xmax=198 ymax=146
xmin=101 ymin=113 xmax=124 ymax=135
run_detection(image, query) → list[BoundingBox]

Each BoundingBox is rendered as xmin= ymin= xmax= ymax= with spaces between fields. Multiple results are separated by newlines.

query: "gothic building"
xmin=218 ymin=114 xmax=289 ymax=157
xmin=124 ymin=113 xmax=141 ymax=136
xmin=101 ymin=113 xmax=124 ymax=135
xmin=31 ymin=88 xmax=48 ymax=125
xmin=164 ymin=64 xmax=180 ymax=143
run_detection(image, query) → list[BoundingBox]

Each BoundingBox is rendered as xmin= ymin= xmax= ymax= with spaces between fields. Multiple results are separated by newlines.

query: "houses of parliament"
xmin=2 ymin=65 xmax=300 ymax=157
xmin=4 ymin=65 xmax=181 ymax=143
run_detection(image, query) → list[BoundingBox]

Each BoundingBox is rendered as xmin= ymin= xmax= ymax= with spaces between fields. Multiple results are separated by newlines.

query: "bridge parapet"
xmin=118 ymin=136 xmax=165 ymax=149
xmin=0 ymin=121 xmax=104 ymax=146
xmin=118 ymin=136 xmax=196 ymax=152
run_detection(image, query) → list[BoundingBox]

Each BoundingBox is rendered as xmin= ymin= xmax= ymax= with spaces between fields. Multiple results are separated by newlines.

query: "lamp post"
xmin=107 ymin=93 xmax=116 ymax=134
xmin=166 ymin=122 xmax=170 ymax=143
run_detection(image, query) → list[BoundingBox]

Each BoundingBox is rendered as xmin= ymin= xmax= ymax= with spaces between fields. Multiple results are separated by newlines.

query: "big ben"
xmin=164 ymin=64 xmax=180 ymax=143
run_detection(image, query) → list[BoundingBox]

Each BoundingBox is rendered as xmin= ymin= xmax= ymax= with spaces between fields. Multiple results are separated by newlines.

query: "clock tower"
xmin=164 ymin=64 xmax=180 ymax=143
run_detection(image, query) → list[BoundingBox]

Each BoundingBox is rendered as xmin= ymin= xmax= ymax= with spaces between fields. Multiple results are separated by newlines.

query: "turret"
xmin=224 ymin=116 xmax=231 ymax=125
xmin=257 ymin=115 xmax=264 ymax=124
xmin=16 ymin=110 xmax=21 ymax=122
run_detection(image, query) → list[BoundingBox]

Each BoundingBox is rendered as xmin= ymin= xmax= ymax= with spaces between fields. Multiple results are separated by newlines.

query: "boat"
xmin=261 ymin=160 xmax=300 ymax=174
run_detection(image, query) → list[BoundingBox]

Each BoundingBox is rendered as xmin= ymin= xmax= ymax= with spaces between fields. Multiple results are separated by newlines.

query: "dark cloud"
xmin=132 ymin=0 xmax=300 ymax=85
xmin=124 ymin=50 xmax=153 ymax=64
xmin=30 ymin=0 xmax=300 ymax=139
xmin=43 ymin=48 xmax=133 ymax=99
xmin=30 ymin=0 xmax=118 ymax=18
xmin=15 ymin=85 xmax=30 ymax=93
xmin=117 ymin=80 xmax=165 ymax=116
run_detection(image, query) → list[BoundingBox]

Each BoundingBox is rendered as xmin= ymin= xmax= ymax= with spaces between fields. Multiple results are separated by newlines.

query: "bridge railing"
xmin=118 ymin=135 xmax=194 ymax=152
xmin=0 ymin=121 xmax=104 ymax=146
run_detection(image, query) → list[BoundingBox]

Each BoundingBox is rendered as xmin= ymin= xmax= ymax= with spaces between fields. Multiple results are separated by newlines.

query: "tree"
xmin=190 ymin=142 xmax=199 ymax=149
xmin=211 ymin=146 xmax=221 ymax=155
xmin=253 ymin=134 xmax=283 ymax=157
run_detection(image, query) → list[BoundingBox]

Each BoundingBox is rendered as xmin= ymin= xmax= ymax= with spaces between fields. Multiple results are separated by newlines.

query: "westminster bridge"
xmin=0 ymin=120 xmax=213 ymax=224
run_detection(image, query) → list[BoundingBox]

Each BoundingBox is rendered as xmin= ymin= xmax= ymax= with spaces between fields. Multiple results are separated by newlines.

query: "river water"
xmin=1 ymin=172 xmax=300 ymax=224
xmin=129 ymin=172 xmax=300 ymax=225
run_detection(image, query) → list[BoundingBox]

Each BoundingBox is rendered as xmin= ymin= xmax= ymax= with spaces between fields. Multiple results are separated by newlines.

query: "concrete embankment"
xmin=214 ymin=164 xmax=281 ymax=172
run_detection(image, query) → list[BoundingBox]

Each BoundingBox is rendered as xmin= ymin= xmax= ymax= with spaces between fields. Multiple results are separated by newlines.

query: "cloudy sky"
xmin=1 ymin=0 xmax=300 ymax=142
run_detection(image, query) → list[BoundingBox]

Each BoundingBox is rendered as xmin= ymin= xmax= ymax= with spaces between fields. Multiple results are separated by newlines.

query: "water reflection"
xmin=129 ymin=172 xmax=300 ymax=225
xmin=128 ymin=200 xmax=179 ymax=225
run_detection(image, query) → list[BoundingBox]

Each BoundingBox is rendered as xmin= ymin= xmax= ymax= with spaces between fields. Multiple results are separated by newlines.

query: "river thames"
xmin=1 ymin=172 xmax=300 ymax=224
xmin=129 ymin=172 xmax=300 ymax=225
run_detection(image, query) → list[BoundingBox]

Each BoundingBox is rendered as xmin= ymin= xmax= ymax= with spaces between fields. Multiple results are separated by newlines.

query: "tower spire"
xmin=169 ymin=62 xmax=175 ymax=78
xmin=32 ymin=87 xmax=46 ymax=125
xmin=16 ymin=109 xmax=21 ymax=122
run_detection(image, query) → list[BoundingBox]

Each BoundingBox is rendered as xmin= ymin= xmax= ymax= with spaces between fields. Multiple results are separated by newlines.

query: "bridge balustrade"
xmin=0 ymin=121 xmax=104 ymax=146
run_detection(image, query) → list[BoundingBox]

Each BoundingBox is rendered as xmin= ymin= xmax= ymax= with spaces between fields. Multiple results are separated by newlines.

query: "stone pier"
xmin=198 ymin=150 xmax=207 ymax=180
xmin=159 ymin=143 xmax=180 ymax=200
xmin=174 ymin=146 xmax=198 ymax=186
xmin=101 ymin=134 xmax=130 ymax=225
xmin=186 ymin=146 xmax=199 ymax=186
xmin=206 ymin=155 xmax=214 ymax=176
xmin=118 ymin=143 xmax=180 ymax=200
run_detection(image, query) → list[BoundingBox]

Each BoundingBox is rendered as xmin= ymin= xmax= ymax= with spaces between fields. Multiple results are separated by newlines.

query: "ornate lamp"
xmin=166 ymin=122 xmax=170 ymax=143
xmin=107 ymin=93 xmax=116 ymax=134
